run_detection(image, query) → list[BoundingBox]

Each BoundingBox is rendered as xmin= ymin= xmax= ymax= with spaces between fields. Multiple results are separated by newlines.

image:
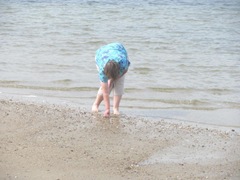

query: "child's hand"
xmin=104 ymin=109 xmax=110 ymax=118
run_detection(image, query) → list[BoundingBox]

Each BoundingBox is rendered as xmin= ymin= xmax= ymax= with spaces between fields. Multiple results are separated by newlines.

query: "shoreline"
xmin=1 ymin=87 xmax=240 ymax=129
xmin=1 ymin=98 xmax=240 ymax=179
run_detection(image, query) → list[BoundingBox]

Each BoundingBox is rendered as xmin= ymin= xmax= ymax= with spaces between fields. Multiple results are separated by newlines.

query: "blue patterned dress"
xmin=95 ymin=43 xmax=130 ymax=83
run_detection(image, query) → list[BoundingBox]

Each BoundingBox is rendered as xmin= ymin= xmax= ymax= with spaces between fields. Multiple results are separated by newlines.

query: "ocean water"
xmin=0 ymin=0 xmax=240 ymax=127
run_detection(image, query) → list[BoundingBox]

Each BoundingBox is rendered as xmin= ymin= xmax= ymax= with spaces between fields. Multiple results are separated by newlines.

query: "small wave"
xmin=125 ymin=88 xmax=141 ymax=93
xmin=34 ymin=63 xmax=79 ymax=71
xmin=0 ymin=80 xmax=20 ymax=84
xmin=86 ymin=1 xmax=101 ymax=6
xmin=222 ymin=101 xmax=240 ymax=109
xmin=133 ymin=67 xmax=152 ymax=75
xmin=122 ymin=105 xmax=218 ymax=111
xmin=148 ymin=87 xmax=234 ymax=94
xmin=125 ymin=97 xmax=207 ymax=106
xmin=52 ymin=79 xmax=73 ymax=84
xmin=148 ymin=87 xmax=194 ymax=93
xmin=0 ymin=84 xmax=97 ymax=92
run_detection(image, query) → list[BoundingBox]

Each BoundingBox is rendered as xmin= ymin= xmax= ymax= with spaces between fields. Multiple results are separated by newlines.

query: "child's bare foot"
xmin=113 ymin=108 xmax=120 ymax=115
xmin=92 ymin=104 xmax=98 ymax=113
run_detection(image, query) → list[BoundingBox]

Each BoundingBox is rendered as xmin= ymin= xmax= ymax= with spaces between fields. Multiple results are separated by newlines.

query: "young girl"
xmin=92 ymin=43 xmax=130 ymax=117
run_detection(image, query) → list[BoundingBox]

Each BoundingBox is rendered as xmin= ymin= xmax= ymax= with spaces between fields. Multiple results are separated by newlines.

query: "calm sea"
xmin=0 ymin=0 xmax=240 ymax=127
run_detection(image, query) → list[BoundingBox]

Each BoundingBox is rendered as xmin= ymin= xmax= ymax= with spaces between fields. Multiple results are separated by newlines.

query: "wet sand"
xmin=0 ymin=98 xmax=240 ymax=180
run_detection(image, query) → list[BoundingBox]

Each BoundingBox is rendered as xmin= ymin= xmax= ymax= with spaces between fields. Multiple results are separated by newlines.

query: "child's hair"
xmin=104 ymin=60 xmax=120 ymax=80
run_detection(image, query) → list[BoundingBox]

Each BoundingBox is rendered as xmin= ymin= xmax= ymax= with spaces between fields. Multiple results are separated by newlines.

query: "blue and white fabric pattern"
xmin=95 ymin=42 xmax=130 ymax=82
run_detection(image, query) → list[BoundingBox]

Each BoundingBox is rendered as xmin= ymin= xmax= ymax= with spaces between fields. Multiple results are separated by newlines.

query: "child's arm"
xmin=101 ymin=82 xmax=110 ymax=117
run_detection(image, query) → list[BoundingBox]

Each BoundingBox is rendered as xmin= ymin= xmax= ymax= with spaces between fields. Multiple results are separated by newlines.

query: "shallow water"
xmin=0 ymin=0 xmax=240 ymax=127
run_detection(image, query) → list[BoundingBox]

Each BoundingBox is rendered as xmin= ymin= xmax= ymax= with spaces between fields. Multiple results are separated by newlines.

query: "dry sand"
xmin=0 ymin=98 xmax=240 ymax=180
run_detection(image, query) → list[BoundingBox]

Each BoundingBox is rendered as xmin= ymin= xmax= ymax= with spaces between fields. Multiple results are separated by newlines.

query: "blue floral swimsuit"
xmin=95 ymin=43 xmax=130 ymax=83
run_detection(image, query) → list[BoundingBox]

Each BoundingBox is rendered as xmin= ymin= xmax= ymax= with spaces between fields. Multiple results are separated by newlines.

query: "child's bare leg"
xmin=113 ymin=95 xmax=122 ymax=115
xmin=92 ymin=94 xmax=103 ymax=112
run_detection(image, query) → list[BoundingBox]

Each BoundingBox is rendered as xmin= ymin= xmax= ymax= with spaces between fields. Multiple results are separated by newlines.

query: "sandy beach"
xmin=0 ymin=98 xmax=240 ymax=180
